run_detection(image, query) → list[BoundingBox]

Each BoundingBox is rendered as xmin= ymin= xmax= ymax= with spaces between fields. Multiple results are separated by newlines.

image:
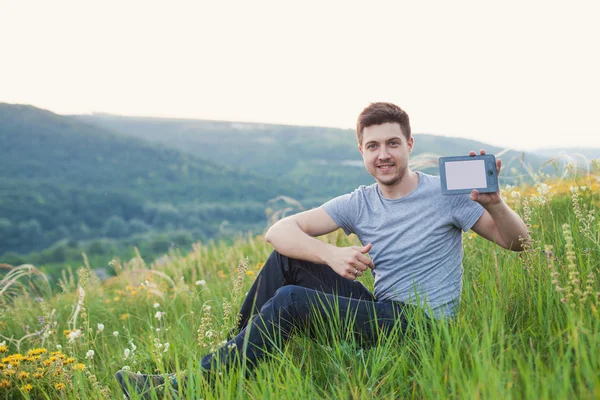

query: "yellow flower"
xmin=72 ymin=363 xmax=86 ymax=371
xmin=54 ymin=382 xmax=66 ymax=390
xmin=27 ymin=348 xmax=47 ymax=356
xmin=33 ymin=372 xmax=44 ymax=379
xmin=43 ymin=359 xmax=53 ymax=367
xmin=246 ymin=270 xmax=254 ymax=276
xmin=120 ymin=313 xmax=130 ymax=321
xmin=18 ymin=371 xmax=30 ymax=379
xmin=0 ymin=344 xmax=7 ymax=353
xmin=0 ymin=378 xmax=11 ymax=388
xmin=20 ymin=383 xmax=33 ymax=392
xmin=65 ymin=357 xmax=75 ymax=364
xmin=113 ymin=296 xmax=121 ymax=302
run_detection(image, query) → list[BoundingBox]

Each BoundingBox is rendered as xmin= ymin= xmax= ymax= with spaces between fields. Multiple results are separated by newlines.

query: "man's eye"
xmin=389 ymin=141 xmax=399 ymax=146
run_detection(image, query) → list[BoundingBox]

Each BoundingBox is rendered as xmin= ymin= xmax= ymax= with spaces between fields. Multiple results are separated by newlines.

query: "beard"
xmin=373 ymin=164 xmax=407 ymax=186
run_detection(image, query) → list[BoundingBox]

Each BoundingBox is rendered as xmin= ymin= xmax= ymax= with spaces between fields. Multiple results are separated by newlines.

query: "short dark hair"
xmin=356 ymin=102 xmax=411 ymax=145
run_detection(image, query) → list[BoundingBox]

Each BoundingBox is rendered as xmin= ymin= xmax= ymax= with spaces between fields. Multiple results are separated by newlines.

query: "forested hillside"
xmin=76 ymin=114 xmax=551 ymax=193
xmin=0 ymin=104 xmax=306 ymax=259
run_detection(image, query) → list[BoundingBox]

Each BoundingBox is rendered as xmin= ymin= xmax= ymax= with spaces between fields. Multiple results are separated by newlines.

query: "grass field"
xmin=1 ymin=167 xmax=599 ymax=399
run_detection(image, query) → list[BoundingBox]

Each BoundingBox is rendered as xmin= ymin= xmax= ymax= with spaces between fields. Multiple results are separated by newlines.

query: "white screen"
xmin=445 ymin=160 xmax=487 ymax=190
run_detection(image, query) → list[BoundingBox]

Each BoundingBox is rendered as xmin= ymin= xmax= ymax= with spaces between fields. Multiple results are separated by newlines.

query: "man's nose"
xmin=378 ymin=146 xmax=390 ymax=159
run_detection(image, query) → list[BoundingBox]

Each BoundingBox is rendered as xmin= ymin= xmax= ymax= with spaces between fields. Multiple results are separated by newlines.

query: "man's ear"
xmin=408 ymin=137 xmax=414 ymax=153
xmin=358 ymin=144 xmax=363 ymax=156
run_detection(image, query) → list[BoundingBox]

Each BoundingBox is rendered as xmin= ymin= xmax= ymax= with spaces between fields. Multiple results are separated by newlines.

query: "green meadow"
xmin=1 ymin=171 xmax=599 ymax=399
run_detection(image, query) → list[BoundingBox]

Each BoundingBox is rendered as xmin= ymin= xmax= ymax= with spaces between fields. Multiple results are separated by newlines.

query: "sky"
xmin=1 ymin=0 xmax=599 ymax=151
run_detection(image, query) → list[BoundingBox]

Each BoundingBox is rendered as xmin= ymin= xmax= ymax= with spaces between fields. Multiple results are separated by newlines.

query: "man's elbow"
xmin=265 ymin=225 xmax=276 ymax=244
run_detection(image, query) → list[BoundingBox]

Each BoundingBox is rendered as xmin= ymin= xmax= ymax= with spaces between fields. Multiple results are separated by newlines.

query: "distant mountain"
xmin=531 ymin=148 xmax=600 ymax=162
xmin=75 ymin=114 xmax=551 ymax=191
xmin=0 ymin=104 xmax=305 ymax=255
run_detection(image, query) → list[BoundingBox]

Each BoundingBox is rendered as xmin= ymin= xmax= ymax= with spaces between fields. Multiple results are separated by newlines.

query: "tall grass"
xmin=0 ymin=166 xmax=599 ymax=399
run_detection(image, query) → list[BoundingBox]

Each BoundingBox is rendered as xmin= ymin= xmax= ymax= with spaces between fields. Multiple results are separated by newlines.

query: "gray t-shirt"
xmin=322 ymin=171 xmax=484 ymax=319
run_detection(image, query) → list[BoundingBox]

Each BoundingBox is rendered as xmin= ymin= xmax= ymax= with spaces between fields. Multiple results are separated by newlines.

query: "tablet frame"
xmin=439 ymin=154 xmax=499 ymax=195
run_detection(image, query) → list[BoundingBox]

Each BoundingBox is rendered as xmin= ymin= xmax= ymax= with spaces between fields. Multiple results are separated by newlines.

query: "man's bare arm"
xmin=265 ymin=208 xmax=374 ymax=279
xmin=264 ymin=208 xmax=339 ymax=264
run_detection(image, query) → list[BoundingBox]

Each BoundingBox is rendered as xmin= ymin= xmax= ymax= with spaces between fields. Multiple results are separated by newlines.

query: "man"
xmin=116 ymin=102 xmax=528 ymax=398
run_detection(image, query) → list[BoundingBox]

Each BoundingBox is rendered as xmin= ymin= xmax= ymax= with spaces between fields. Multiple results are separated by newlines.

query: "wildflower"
xmin=569 ymin=186 xmax=579 ymax=193
xmin=97 ymin=323 xmax=104 ymax=332
xmin=55 ymin=382 xmax=66 ymax=390
xmin=0 ymin=379 xmax=10 ymax=388
xmin=247 ymin=270 xmax=254 ymax=276
xmin=155 ymin=311 xmax=165 ymax=320
xmin=205 ymin=330 xmax=214 ymax=338
xmin=65 ymin=357 xmax=75 ymax=364
xmin=195 ymin=280 xmax=206 ymax=286
xmin=113 ymin=331 xmax=119 ymax=337
xmin=0 ymin=341 xmax=7 ymax=353
xmin=56 ymin=344 xmax=62 ymax=350
xmin=85 ymin=349 xmax=95 ymax=359
xmin=124 ymin=349 xmax=131 ymax=359
xmin=73 ymin=363 xmax=86 ymax=371
xmin=68 ymin=329 xmax=82 ymax=343
xmin=120 ymin=313 xmax=130 ymax=321
xmin=163 ymin=343 xmax=169 ymax=352
xmin=122 ymin=365 xmax=131 ymax=371
xmin=18 ymin=371 xmax=30 ymax=379
xmin=20 ymin=383 xmax=33 ymax=392
xmin=153 ymin=303 xmax=160 ymax=309
xmin=510 ymin=190 xmax=521 ymax=199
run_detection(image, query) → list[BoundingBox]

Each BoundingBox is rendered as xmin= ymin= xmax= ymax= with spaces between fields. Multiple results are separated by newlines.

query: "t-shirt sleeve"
xmin=321 ymin=193 xmax=358 ymax=236
xmin=451 ymin=193 xmax=485 ymax=232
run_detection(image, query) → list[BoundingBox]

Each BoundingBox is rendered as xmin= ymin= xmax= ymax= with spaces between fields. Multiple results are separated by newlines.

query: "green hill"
xmin=75 ymin=114 xmax=550 ymax=192
xmin=0 ymin=104 xmax=305 ymax=256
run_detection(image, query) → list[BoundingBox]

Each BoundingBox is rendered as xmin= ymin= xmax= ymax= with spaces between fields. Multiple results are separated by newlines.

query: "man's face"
xmin=358 ymin=122 xmax=414 ymax=186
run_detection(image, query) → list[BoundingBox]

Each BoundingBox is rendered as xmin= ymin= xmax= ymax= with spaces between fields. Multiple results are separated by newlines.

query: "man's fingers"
xmin=497 ymin=158 xmax=502 ymax=174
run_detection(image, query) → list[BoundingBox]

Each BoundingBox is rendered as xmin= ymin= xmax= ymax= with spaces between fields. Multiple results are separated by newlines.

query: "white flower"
xmin=155 ymin=311 xmax=165 ymax=320
xmin=156 ymin=328 xmax=161 ymax=332
xmin=195 ymin=279 xmax=206 ymax=286
xmin=68 ymin=329 xmax=82 ymax=343
xmin=122 ymin=365 xmax=131 ymax=371
xmin=85 ymin=349 xmax=95 ymax=359
xmin=510 ymin=190 xmax=521 ymax=199
xmin=124 ymin=349 xmax=131 ymax=359
xmin=153 ymin=303 xmax=160 ymax=309
xmin=129 ymin=341 xmax=137 ymax=352
xmin=163 ymin=343 xmax=169 ymax=352
xmin=205 ymin=330 xmax=213 ymax=338
xmin=570 ymin=186 xmax=579 ymax=193
xmin=56 ymin=344 xmax=62 ymax=350
xmin=97 ymin=323 xmax=105 ymax=332
xmin=113 ymin=331 xmax=119 ymax=337
xmin=581 ymin=186 xmax=587 ymax=191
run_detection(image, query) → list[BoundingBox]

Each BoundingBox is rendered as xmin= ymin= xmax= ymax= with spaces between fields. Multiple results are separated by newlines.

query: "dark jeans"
xmin=199 ymin=250 xmax=413 ymax=372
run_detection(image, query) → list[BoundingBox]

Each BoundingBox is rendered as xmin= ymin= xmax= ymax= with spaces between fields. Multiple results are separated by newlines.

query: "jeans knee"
xmin=259 ymin=286 xmax=302 ymax=314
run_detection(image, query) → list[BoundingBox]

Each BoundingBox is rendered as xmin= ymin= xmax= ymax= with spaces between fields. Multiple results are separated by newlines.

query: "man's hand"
xmin=469 ymin=149 xmax=502 ymax=209
xmin=324 ymin=243 xmax=374 ymax=280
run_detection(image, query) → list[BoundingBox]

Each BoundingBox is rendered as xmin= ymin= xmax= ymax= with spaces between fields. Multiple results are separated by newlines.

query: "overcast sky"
xmin=1 ymin=0 xmax=599 ymax=151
